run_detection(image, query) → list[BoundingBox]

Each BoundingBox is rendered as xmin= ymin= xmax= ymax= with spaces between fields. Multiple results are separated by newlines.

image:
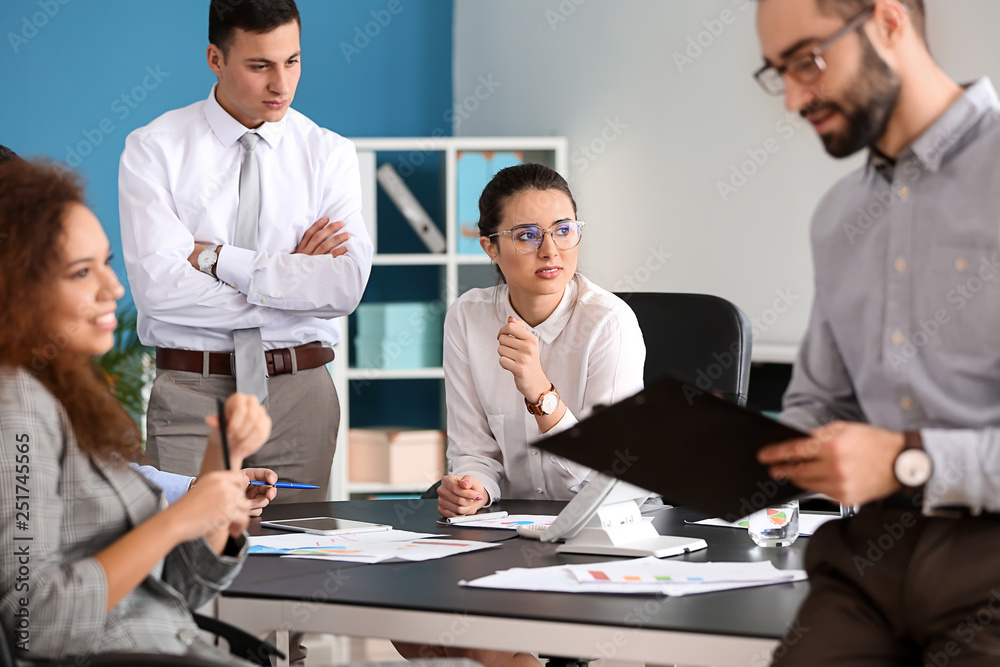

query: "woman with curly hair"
xmin=0 ymin=157 xmax=271 ymax=663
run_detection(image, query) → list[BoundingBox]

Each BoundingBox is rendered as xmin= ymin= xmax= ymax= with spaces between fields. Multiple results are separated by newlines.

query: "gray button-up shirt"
xmin=781 ymin=77 xmax=1000 ymax=513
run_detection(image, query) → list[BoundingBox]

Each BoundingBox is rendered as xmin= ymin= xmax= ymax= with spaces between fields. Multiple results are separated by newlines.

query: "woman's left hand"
xmin=497 ymin=317 xmax=551 ymax=401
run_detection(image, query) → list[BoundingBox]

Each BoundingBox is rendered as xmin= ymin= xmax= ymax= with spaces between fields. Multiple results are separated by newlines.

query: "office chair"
xmin=0 ymin=613 xmax=282 ymax=667
xmin=425 ymin=293 xmax=752 ymax=501
xmin=539 ymin=294 xmax=749 ymax=667
xmin=614 ymin=292 xmax=752 ymax=406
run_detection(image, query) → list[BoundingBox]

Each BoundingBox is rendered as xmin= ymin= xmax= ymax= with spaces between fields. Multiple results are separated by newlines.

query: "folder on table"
xmin=536 ymin=373 xmax=807 ymax=520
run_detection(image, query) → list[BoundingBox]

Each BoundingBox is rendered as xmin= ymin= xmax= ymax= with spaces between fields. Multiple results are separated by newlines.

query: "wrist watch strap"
xmin=898 ymin=430 xmax=928 ymax=495
xmin=525 ymin=384 xmax=558 ymax=416
xmin=903 ymin=430 xmax=924 ymax=452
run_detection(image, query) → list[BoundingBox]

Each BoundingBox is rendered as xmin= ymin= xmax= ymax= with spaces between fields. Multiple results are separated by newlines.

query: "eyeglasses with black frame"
xmin=753 ymin=5 xmax=875 ymax=96
xmin=488 ymin=220 xmax=586 ymax=255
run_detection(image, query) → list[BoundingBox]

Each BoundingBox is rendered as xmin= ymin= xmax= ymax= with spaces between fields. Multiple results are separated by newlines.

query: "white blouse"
xmin=444 ymin=275 xmax=646 ymax=504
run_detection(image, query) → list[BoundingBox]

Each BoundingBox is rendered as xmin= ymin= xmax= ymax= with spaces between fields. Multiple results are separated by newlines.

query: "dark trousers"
xmin=773 ymin=508 xmax=1000 ymax=666
xmin=145 ymin=366 xmax=339 ymax=504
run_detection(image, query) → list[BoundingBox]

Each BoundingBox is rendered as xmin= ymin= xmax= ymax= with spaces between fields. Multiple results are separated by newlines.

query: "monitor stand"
xmin=555 ymin=501 xmax=707 ymax=558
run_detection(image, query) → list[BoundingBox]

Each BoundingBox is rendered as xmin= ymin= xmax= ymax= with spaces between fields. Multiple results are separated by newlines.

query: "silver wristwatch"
xmin=894 ymin=433 xmax=933 ymax=488
xmin=197 ymin=245 xmax=220 ymax=277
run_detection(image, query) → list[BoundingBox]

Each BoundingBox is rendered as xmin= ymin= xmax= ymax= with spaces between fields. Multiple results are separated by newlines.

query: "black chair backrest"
xmin=615 ymin=292 xmax=752 ymax=406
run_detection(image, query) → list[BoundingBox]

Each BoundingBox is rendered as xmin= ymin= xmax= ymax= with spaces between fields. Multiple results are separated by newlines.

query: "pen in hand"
xmin=216 ymin=397 xmax=231 ymax=471
xmin=442 ymin=511 xmax=509 ymax=524
xmin=248 ymin=481 xmax=320 ymax=490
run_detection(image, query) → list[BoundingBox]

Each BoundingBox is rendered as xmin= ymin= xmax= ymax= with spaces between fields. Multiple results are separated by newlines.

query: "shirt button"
xmin=955 ymin=257 xmax=969 ymax=272
xmin=901 ymin=396 xmax=914 ymax=411
xmin=177 ymin=629 xmax=196 ymax=646
xmin=261 ymin=298 xmax=268 ymax=304
xmin=891 ymin=331 xmax=905 ymax=346
xmin=537 ymin=488 xmax=544 ymax=494
xmin=894 ymin=258 xmax=907 ymax=273
xmin=530 ymin=449 xmax=538 ymax=455
xmin=897 ymin=185 xmax=912 ymax=200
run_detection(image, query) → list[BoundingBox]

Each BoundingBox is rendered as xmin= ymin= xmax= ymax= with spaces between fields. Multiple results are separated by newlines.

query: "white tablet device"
xmin=259 ymin=517 xmax=392 ymax=536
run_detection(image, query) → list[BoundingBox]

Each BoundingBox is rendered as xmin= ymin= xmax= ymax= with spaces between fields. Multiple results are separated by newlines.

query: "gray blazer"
xmin=0 ymin=366 xmax=249 ymax=663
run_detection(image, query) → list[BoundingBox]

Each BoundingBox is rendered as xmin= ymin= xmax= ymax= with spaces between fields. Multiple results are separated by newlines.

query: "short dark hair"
xmin=209 ymin=0 xmax=301 ymax=56
xmin=0 ymin=145 xmax=17 ymax=165
xmin=816 ymin=0 xmax=926 ymax=43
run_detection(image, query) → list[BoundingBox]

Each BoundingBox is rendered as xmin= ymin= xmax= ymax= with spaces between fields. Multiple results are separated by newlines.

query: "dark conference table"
xmin=216 ymin=499 xmax=814 ymax=667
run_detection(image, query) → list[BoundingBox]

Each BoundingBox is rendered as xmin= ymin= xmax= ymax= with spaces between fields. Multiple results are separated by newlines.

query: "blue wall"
xmin=0 ymin=0 xmax=454 ymax=294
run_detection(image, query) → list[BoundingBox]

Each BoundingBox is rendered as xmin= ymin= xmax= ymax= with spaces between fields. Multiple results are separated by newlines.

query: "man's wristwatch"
xmin=197 ymin=245 xmax=221 ymax=277
xmin=894 ymin=431 xmax=933 ymax=488
xmin=526 ymin=384 xmax=560 ymax=416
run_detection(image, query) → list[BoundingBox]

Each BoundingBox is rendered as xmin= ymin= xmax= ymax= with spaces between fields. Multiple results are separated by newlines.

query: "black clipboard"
xmin=536 ymin=373 xmax=807 ymax=520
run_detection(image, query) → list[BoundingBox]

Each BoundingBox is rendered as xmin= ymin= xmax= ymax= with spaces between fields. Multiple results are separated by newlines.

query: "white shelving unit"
xmin=328 ymin=136 xmax=568 ymax=500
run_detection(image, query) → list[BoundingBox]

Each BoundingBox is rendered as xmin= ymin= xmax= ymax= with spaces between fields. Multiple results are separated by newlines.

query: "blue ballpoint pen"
xmin=248 ymin=481 xmax=320 ymax=490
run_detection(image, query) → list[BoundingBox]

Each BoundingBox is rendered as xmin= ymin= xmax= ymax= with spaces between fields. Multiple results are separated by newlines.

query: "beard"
xmin=806 ymin=33 xmax=902 ymax=158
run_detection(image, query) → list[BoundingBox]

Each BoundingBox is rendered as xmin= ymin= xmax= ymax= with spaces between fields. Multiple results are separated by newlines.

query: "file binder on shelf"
xmin=376 ymin=163 xmax=446 ymax=253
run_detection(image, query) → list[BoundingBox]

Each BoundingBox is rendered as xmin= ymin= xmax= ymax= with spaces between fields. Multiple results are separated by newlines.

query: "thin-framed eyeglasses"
xmin=753 ymin=5 xmax=875 ymax=96
xmin=488 ymin=221 xmax=585 ymax=254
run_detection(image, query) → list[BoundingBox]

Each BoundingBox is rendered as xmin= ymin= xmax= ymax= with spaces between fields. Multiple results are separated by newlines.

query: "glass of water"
xmin=748 ymin=500 xmax=800 ymax=547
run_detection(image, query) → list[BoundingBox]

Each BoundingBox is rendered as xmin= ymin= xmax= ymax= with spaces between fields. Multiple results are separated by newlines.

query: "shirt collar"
xmin=866 ymin=77 xmax=1000 ymax=182
xmin=866 ymin=145 xmax=896 ymax=183
xmin=203 ymin=83 xmax=288 ymax=149
xmin=503 ymin=277 xmax=578 ymax=345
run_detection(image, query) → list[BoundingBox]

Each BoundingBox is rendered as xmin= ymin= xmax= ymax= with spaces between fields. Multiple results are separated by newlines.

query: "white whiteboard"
xmin=452 ymin=0 xmax=1000 ymax=361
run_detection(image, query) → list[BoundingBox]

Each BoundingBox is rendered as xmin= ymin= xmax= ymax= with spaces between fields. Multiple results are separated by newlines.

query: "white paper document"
xmin=690 ymin=512 xmax=840 ymax=536
xmin=248 ymin=529 xmax=439 ymax=554
xmin=462 ymin=556 xmax=806 ymax=597
xmin=281 ymin=537 xmax=499 ymax=564
xmin=443 ymin=514 xmax=558 ymax=530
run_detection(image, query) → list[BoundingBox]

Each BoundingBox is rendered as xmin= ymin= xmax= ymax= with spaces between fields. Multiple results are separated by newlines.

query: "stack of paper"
xmin=463 ymin=557 xmax=806 ymax=597
xmin=249 ymin=529 xmax=497 ymax=564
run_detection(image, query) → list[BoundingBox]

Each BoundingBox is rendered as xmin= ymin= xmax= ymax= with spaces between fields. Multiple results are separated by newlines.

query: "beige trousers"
xmin=145 ymin=366 xmax=339 ymax=504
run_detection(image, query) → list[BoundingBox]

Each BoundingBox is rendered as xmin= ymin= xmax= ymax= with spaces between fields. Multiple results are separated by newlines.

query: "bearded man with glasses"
xmin=751 ymin=0 xmax=1000 ymax=664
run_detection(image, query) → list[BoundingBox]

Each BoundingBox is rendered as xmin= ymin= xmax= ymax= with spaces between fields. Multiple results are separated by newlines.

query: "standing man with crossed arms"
xmin=120 ymin=0 xmax=372 ymax=502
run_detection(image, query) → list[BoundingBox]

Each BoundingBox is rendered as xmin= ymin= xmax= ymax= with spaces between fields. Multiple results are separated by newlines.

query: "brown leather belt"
xmin=155 ymin=341 xmax=334 ymax=378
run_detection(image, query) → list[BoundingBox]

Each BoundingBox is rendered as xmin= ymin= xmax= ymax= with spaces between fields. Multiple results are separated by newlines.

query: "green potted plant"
xmin=97 ymin=304 xmax=154 ymax=437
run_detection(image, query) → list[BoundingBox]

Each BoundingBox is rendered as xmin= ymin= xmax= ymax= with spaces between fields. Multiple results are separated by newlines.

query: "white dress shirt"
xmin=444 ymin=275 xmax=646 ymax=504
xmin=119 ymin=85 xmax=373 ymax=351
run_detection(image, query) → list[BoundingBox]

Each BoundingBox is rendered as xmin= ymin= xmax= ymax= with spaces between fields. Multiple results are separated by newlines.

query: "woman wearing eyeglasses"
xmin=436 ymin=163 xmax=646 ymax=518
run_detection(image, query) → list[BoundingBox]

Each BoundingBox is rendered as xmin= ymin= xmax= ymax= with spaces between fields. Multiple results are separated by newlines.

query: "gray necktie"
xmin=233 ymin=133 xmax=268 ymax=404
